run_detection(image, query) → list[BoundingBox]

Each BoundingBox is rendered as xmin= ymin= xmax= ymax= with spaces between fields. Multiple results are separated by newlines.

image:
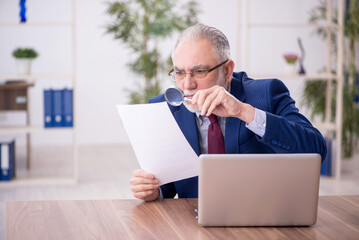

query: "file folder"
xmin=320 ymin=138 xmax=332 ymax=176
xmin=52 ymin=89 xmax=63 ymax=127
xmin=0 ymin=139 xmax=15 ymax=181
xmin=44 ymin=89 xmax=53 ymax=128
xmin=62 ymin=89 xmax=73 ymax=127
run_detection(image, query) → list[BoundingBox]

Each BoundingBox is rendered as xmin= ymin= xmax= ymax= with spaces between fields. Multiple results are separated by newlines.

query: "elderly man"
xmin=130 ymin=24 xmax=327 ymax=201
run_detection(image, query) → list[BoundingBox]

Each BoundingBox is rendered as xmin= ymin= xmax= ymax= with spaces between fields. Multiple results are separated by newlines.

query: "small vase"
xmin=15 ymin=58 xmax=32 ymax=75
xmin=285 ymin=63 xmax=296 ymax=76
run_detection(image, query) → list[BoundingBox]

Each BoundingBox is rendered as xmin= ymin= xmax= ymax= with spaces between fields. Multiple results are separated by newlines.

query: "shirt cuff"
xmin=246 ymin=108 xmax=266 ymax=138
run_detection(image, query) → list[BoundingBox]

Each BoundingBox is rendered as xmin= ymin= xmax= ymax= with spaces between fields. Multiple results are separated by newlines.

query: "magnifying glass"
xmin=164 ymin=87 xmax=192 ymax=106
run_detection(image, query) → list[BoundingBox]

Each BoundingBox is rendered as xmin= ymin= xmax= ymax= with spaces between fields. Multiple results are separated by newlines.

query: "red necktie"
xmin=208 ymin=114 xmax=225 ymax=154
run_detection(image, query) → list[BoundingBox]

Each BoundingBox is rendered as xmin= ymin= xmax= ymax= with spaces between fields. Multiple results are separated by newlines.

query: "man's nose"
xmin=183 ymin=73 xmax=196 ymax=90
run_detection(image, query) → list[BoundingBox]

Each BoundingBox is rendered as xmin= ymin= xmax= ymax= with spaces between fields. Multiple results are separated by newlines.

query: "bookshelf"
xmin=0 ymin=0 xmax=78 ymax=186
xmin=237 ymin=0 xmax=345 ymax=179
xmin=0 ymin=74 xmax=74 ymax=81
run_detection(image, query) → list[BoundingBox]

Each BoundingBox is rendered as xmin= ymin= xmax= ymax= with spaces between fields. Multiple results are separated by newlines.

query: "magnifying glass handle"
xmin=183 ymin=97 xmax=192 ymax=103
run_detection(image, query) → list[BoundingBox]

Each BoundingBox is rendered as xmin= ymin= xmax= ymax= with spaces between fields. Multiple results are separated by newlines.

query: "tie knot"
xmin=208 ymin=114 xmax=218 ymax=124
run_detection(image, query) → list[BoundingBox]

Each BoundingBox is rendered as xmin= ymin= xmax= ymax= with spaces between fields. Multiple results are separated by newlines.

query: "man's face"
xmin=172 ymin=38 xmax=228 ymax=112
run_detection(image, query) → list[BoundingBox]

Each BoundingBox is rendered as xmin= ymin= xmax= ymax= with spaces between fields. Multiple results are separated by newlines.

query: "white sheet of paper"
xmin=116 ymin=102 xmax=199 ymax=185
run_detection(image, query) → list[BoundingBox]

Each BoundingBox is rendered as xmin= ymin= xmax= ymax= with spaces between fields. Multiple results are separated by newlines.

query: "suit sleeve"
xmin=257 ymin=79 xmax=327 ymax=162
xmin=160 ymin=183 xmax=177 ymax=198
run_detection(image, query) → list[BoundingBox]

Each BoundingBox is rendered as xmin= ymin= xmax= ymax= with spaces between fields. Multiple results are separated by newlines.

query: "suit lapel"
xmin=225 ymin=75 xmax=246 ymax=153
xmin=172 ymin=105 xmax=201 ymax=156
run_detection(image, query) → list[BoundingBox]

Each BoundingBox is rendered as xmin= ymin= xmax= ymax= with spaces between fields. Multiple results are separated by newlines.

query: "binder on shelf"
xmin=63 ymin=89 xmax=73 ymax=127
xmin=52 ymin=89 xmax=63 ymax=127
xmin=43 ymin=88 xmax=74 ymax=128
xmin=0 ymin=139 xmax=16 ymax=181
xmin=321 ymin=138 xmax=332 ymax=176
xmin=44 ymin=89 xmax=53 ymax=128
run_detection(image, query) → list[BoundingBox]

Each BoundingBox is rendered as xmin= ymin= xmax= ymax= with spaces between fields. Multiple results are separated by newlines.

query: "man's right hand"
xmin=130 ymin=169 xmax=160 ymax=201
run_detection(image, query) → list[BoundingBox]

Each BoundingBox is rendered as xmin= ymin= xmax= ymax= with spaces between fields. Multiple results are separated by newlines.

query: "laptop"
xmin=198 ymin=154 xmax=321 ymax=227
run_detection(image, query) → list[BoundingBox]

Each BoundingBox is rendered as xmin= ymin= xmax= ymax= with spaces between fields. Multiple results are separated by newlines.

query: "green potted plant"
xmin=12 ymin=48 xmax=39 ymax=75
xmin=105 ymin=0 xmax=199 ymax=104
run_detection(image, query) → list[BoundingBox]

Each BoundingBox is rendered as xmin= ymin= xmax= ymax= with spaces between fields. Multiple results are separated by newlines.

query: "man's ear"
xmin=224 ymin=59 xmax=235 ymax=83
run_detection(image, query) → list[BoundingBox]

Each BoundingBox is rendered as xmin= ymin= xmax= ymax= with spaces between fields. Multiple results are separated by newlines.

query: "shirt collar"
xmin=195 ymin=112 xmax=225 ymax=126
xmin=195 ymin=112 xmax=204 ymax=126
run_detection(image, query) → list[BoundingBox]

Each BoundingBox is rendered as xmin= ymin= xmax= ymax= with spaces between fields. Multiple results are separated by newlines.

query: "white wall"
xmin=0 ymin=0 xmax=346 ymax=146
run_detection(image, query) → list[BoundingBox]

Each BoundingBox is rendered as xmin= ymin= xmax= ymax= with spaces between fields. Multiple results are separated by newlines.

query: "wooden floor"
xmin=1 ymin=144 xmax=359 ymax=239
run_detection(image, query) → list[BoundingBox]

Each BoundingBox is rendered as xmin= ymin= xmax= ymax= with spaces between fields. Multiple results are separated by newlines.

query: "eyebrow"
xmin=174 ymin=64 xmax=211 ymax=71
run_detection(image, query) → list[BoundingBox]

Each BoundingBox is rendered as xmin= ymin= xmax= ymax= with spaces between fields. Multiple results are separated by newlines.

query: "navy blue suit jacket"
xmin=149 ymin=72 xmax=327 ymax=198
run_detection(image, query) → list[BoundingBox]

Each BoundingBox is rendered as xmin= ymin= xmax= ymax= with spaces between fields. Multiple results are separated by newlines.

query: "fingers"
xmin=132 ymin=169 xmax=155 ymax=179
xmin=130 ymin=169 xmax=159 ymax=201
xmin=192 ymin=86 xmax=223 ymax=116
xmin=130 ymin=169 xmax=158 ymax=185
xmin=206 ymin=95 xmax=222 ymax=116
xmin=133 ymin=189 xmax=158 ymax=200
xmin=201 ymin=88 xmax=223 ymax=116
xmin=191 ymin=85 xmax=243 ymax=118
xmin=130 ymin=177 xmax=157 ymax=185
xmin=131 ymin=182 xmax=158 ymax=191
xmin=132 ymin=186 xmax=159 ymax=200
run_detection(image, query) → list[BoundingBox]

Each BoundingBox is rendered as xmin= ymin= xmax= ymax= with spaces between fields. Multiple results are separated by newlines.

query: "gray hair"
xmin=172 ymin=23 xmax=231 ymax=62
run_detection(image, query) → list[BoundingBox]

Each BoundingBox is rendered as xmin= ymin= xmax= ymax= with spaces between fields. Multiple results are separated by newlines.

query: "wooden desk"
xmin=6 ymin=196 xmax=359 ymax=240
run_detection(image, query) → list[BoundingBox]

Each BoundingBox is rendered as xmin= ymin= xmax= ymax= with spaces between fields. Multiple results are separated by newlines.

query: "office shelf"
xmin=248 ymin=73 xmax=337 ymax=81
xmin=0 ymin=0 xmax=78 ymax=186
xmin=0 ymin=22 xmax=73 ymax=27
xmin=238 ymin=0 xmax=345 ymax=178
xmin=0 ymin=125 xmax=74 ymax=134
xmin=0 ymin=74 xmax=74 ymax=81
xmin=247 ymin=23 xmax=339 ymax=29
xmin=0 ymin=177 xmax=77 ymax=187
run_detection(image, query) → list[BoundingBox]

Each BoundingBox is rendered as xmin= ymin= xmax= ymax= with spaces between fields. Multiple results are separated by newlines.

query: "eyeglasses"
xmin=168 ymin=59 xmax=229 ymax=81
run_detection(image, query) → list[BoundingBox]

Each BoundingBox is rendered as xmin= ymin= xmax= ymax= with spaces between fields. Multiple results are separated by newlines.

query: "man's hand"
xmin=130 ymin=169 xmax=160 ymax=201
xmin=191 ymin=85 xmax=255 ymax=124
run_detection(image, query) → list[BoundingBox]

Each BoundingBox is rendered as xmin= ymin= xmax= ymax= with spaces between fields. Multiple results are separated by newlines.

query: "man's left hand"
xmin=191 ymin=85 xmax=255 ymax=124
